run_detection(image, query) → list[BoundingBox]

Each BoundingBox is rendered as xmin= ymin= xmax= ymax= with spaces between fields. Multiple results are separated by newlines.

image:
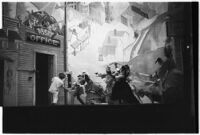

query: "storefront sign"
xmin=35 ymin=28 xmax=55 ymax=38
xmin=27 ymin=33 xmax=60 ymax=47
xmin=22 ymin=11 xmax=63 ymax=37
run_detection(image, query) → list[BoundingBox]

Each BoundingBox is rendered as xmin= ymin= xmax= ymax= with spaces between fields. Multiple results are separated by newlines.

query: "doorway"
xmin=0 ymin=60 xmax=4 ymax=106
xmin=35 ymin=53 xmax=54 ymax=106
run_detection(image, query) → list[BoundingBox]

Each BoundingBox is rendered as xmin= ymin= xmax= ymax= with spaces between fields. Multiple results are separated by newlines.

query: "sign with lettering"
xmin=21 ymin=11 xmax=63 ymax=38
xmin=35 ymin=27 xmax=55 ymax=38
xmin=26 ymin=32 xmax=60 ymax=47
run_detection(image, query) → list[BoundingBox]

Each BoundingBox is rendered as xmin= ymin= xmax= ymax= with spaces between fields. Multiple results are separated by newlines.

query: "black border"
xmin=192 ymin=2 xmax=199 ymax=133
xmin=2 ymin=2 xmax=199 ymax=133
xmin=2 ymin=104 xmax=197 ymax=133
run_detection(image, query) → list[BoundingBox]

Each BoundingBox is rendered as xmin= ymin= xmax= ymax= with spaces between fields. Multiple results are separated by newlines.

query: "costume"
xmin=161 ymin=68 xmax=184 ymax=104
xmin=105 ymin=74 xmax=115 ymax=103
xmin=48 ymin=76 xmax=64 ymax=104
xmin=111 ymin=77 xmax=140 ymax=104
xmin=85 ymin=80 xmax=105 ymax=104
xmin=146 ymin=63 xmax=184 ymax=104
xmin=73 ymin=84 xmax=85 ymax=104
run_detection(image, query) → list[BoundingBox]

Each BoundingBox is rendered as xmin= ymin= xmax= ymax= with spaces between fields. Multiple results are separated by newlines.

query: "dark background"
xmin=2 ymin=105 xmax=198 ymax=133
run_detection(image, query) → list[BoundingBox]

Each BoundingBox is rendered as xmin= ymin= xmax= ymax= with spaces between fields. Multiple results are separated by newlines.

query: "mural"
xmin=68 ymin=20 xmax=91 ymax=55
xmin=4 ymin=59 xmax=17 ymax=106
xmin=5 ymin=68 xmax=13 ymax=95
xmin=66 ymin=2 xmax=171 ymax=104
xmin=4 ymin=2 xmax=185 ymax=105
xmin=66 ymin=2 xmax=168 ymax=75
xmin=21 ymin=10 xmax=62 ymax=38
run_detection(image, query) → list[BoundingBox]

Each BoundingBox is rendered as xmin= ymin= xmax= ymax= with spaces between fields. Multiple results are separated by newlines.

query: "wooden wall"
xmin=17 ymin=33 xmax=65 ymax=106
xmin=1 ymin=29 xmax=66 ymax=106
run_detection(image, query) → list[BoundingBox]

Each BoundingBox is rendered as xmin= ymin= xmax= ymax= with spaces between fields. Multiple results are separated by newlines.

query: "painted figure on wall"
xmin=5 ymin=68 xmax=13 ymax=95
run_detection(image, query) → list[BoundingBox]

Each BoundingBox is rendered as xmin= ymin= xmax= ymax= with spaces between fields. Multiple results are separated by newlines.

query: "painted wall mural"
xmin=5 ymin=68 xmax=13 ymax=95
xmin=22 ymin=10 xmax=62 ymax=38
xmin=3 ymin=2 xmax=64 ymax=37
xmin=3 ymin=59 xmax=17 ymax=106
xmin=4 ymin=2 xmax=179 ymax=105
xmin=68 ymin=20 xmax=91 ymax=55
xmin=67 ymin=2 xmax=169 ymax=79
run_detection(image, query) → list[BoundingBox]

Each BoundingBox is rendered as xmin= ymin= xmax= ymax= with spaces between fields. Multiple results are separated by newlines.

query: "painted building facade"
xmin=0 ymin=3 xmax=67 ymax=106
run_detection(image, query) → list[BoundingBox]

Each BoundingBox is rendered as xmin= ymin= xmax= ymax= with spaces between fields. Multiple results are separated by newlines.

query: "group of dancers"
xmin=49 ymin=38 xmax=184 ymax=105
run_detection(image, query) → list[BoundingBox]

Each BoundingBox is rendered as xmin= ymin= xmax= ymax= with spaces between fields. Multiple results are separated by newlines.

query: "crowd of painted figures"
xmin=49 ymin=39 xmax=184 ymax=105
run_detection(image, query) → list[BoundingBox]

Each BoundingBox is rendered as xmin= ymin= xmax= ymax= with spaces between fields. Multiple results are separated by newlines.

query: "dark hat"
xmin=77 ymin=74 xmax=83 ymax=78
xmin=58 ymin=73 xmax=66 ymax=79
xmin=155 ymin=57 xmax=163 ymax=65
